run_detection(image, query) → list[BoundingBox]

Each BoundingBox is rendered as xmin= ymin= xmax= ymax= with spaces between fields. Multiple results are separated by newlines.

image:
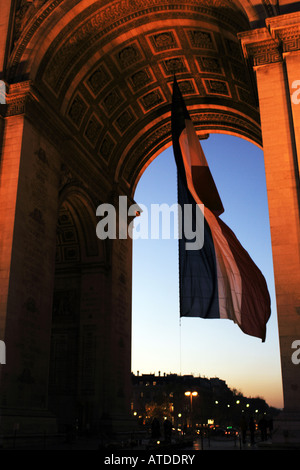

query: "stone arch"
xmin=6 ymin=0 xmax=262 ymax=199
xmin=0 ymin=0 xmax=264 ymax=436
xmin=1 ymin=0 xmax=300 ymax=441
xmin=119 ymin=107 xmax=263 ymax=195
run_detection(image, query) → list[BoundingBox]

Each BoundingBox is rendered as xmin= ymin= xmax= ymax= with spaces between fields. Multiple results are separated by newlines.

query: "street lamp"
xmin=184 ymin=391 xmax=198 ymax=428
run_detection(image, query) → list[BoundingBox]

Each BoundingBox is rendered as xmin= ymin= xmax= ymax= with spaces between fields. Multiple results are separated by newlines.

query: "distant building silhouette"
xmin=131 ymin=372 xmax=277 ymax=430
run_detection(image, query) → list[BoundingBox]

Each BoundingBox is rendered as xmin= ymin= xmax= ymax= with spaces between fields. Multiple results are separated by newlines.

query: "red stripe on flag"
xmin=217 ymin=217 xmax=271 ymax=342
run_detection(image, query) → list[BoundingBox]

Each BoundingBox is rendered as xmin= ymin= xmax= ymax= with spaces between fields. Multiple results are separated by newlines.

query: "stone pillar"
xmin=49 ymin=186 xmax=135 ymax=435
xmin=99 ymin=188 xmax=135 ymax=434
xmin=0 ymin=82 xmax=60 ymax=435
xmin=240 ymin=12 xmax=300 ymax=445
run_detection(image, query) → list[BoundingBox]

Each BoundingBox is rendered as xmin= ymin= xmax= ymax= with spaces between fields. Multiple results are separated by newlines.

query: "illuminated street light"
xmin=184 ymin=391 xmax=198 ymax=428
xmin=185 ymin=391 xmax=198 ymax=398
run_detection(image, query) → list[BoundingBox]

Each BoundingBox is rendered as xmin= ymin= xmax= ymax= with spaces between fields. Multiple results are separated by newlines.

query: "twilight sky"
xmin=131 ymin=132 xmax=284 ymax=410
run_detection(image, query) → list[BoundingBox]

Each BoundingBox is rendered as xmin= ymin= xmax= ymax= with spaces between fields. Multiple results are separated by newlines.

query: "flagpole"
xmin=179 ymin=317 xmax=182 ymax=376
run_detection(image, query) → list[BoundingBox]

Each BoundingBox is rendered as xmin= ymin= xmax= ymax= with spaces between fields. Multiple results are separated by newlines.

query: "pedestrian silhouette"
xmin=249 ymin=416 xmax=255 ymax=445
xmin=151 ymin=417 xmax=161 ymax=439
xmin=240 ymin=415 xmax=247 ymax=444
xmin=258 ymin=416 xmax=268 ymax=441
xmin=267 ymin=417 xmax=273 ymax=439
xmin=163 ymin=418 xmax=172 ymax=442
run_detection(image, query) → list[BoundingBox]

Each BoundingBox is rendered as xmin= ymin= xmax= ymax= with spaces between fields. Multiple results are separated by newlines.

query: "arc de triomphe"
xmin=0 ymin=0 xmax=300 ymax=445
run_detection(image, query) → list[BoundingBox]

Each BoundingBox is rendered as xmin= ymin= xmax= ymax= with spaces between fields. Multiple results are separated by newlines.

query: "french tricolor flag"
xmin=171 ymin=77 xmax=271 ymax=342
